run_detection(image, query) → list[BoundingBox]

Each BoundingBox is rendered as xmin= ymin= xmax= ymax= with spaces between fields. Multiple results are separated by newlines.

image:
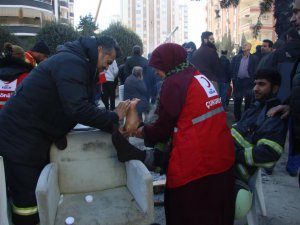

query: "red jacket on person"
xmin=167 ymin=71 xmax=234 ymax=188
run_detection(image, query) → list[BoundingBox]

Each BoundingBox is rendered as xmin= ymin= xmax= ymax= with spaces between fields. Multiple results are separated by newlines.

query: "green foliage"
xmin=99 ymin=22 xmax=143 ymax=65
xmin=0 ymin=26 xmax=20 ymax=52
xmin=217 ymin=0 xmax=292 ymax=39
xmin=77 ymin=13 xmax=99 ymax=36
xmin=35 ymin=22 xmax=79 ymax=55
xmin=241 ymin=33 xmax=247 ymax=46
xmin=216 ymin=32 xmax=235 ymax=59
xmin=220 ymin=0 xmax=240 ymax=8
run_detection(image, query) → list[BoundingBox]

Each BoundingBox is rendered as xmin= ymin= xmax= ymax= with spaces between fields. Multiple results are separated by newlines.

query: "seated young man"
xmin=233 ymin=68 xmax=287 ymax=184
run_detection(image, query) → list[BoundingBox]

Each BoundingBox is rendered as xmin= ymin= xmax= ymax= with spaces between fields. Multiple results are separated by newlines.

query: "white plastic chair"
xmin=36 ymin=130 xmax=154 ymax=225
xmin=246 ymin=168 xmax=267 ymax=225
xmin=0 ymin=156 xmax=9 ymax=225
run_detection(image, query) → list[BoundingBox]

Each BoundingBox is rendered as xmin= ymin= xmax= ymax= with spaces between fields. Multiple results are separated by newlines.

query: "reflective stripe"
xmin=12 ymin=205 xmax=38 ymax=216
xmin=192 ymin=107 xmax=223 ymax=125
xmin=255 ymin=162 xmax=276 ymax=169
xmin=174 ymin=127 xmax=178 ymax=133
xmin=257 ymin=138 xmax=283 ymax=155
xmin=0 ymin=101 xmax=5 ymax=106
xmin=231 ymin=128 xmax=252 ymax=148
xmin=244 ymin=147 xmax=254 ymax=166
xmin=236 ymin=164 xmax=250 ymax=180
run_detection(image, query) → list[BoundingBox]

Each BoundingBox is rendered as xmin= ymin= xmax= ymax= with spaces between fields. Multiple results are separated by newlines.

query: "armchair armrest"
xmin=36 ymin=163 xmax=60 ymax=225
xmin=125 ymin=160 xmax=154 ymax=217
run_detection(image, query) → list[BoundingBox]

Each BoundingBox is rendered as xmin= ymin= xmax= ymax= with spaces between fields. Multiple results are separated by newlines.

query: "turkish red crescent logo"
xmin=3 ymin=81 xmax=12 ymax=84
xmin=201 ymin=76 xmax=211 ymax=88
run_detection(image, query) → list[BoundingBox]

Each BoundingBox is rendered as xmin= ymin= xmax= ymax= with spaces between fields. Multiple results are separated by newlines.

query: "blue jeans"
xmin=218 ymin=82 xmax=230 ymax=110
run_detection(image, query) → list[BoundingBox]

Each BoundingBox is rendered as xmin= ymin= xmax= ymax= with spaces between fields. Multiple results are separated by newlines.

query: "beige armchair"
xmin=36 ymin=129 xmax=154 ymax=225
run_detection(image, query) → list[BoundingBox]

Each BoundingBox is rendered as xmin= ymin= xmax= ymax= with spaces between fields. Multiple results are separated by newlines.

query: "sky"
xmin=73 ymin=0 xmax=207 ymax=48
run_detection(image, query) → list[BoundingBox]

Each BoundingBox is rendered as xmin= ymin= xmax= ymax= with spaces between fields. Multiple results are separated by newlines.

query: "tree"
xmin=99 ymin=22 xmax=143 ymax=65
xmin=0 ymin=26 xmax=20 ymax=52
xmin=77 ymin=13 xmax=99 ymax=36
xmin=218 ymin=0 xmax=293 ymax=39
xmin=35 ymin=22 xmax=79 ymax=55
xmin=241 ymin=33 xmax=247 ymax=46
xmin=216 ymin=32 xmax=235 ymax=59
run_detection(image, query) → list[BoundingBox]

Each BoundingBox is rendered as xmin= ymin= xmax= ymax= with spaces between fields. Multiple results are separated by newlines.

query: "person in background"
xmin=144 ymin=53 xmax=162 ymax=105
xmin=124 ymin=45 xmax=148 ymax=81
xmin=25 ymin=40 xmax=50 ymax=66
xmin=0 ymin=42 xmax=34 ymax=109
xmin=102 ymin=59 xmax=119 ymax=110
xmin=218 ymin=50 xmax=231 ymax=111
xmin=0 ymin=36 xmax=130 ymax=225
xmin=254 ymin=44 xmax=262 ymax=63
xmin=183 ymin=41 xmax=197 ymax=62
xmin=256 ymin=39 xmax=273 ymax=70
xmin=268 ymin=1 xmax=300 ymax=182
xmin=191 ymin=31 xmax=220 ymax=89
xmin=231 ymin=42 xmax=258 ymax=121
xmin=124 ymin=66 xmax=149 ymax=120
xmin=118 ymin=57 xmax=127 ymax=85
xmin=113 ymin=43 xmax=235 ymax=225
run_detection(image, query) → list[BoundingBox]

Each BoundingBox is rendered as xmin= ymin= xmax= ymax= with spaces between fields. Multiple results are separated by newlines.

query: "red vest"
xmin=166 ymin=71 xmax=235 ymax=188
xmin=0 ymin=72 xmax=28 ymax=109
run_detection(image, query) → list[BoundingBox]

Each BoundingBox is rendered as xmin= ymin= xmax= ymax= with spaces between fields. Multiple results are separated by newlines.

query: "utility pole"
xmin=94 ymin=0 xmax=103 ymax=23
xmin=164 ymin=26 xmax=179 ymax=43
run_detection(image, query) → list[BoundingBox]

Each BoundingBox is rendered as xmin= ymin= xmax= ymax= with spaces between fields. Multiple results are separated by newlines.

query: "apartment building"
xmin=0 ymin=0 xmax=74 ymax=38
xmin=121 ymin=0 xmax=188 ymax=55
xmin=206 ymin=0 xmax=276 ymax=46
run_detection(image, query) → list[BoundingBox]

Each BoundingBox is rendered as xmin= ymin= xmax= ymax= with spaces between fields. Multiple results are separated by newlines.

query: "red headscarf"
xmin=149 ymin=43 xmax=187 ymax=73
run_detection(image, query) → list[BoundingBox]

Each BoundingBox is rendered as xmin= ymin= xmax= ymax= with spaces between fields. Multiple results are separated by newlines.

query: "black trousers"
xmin=102 ymin=81 xmax=116 ymax=110
xmin=233 ymin=78 xmax=253 ymax=121
xmin=3 ymin=158 xmax=44 ymax=225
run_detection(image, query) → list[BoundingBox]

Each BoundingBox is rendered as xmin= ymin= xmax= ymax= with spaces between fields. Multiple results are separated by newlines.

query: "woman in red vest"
xmin=113 ymin=43 xmax=235 ymax=225
xmin=0 ymin=43 xmax=34 ymax=109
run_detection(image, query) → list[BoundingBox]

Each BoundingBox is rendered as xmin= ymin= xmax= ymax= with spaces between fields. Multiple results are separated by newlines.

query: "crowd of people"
xmin=0 ymin=1 xmax=300 ymax=225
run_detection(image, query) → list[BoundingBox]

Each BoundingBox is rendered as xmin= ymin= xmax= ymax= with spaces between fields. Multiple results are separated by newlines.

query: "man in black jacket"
xmin=191 ymin=31 xmax=220 ymax=88
xmin=218 ymin=50 xmax=231 ymax=111
xmin=123 ymin=45 xmax=148 ymax=81
xmin=0 ymin=36 xmax=130 ymax=225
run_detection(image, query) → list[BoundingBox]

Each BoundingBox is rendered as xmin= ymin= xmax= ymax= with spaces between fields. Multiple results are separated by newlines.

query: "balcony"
xmin=60 ymin=18 xmax=70 ymax=24
xmin=0 ymin=0 xmax=53 ymax=11
xmin=60 ymin=0 xmax=69 ymax=8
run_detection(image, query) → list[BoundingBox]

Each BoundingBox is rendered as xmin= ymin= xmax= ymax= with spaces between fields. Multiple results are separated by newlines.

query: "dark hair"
xmin=262 ymin=39 xmax=273 ymax=48
xmin=287 ymin=28 xmax=300 ymax=40
xmin=31 ymin=40 xmax=50 ymax=55
xmin=185 ymin=41 xmax=197 ymax=51
xmin=254 ymin=69 xmax=281 ymax=86
xmin=96 ymin=35 xmax=120 ymax=56
xmin=133 ymin=45 xmax=142 ymax=55
xmin=201 ymin=31 xmax=213 ymax=43
xmin=221 ymin=50 xmax=228 ymax=55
